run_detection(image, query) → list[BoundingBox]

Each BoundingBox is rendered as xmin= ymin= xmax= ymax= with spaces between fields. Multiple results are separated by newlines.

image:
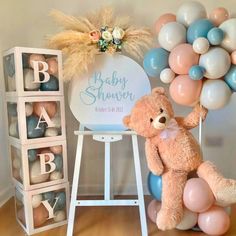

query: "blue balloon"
xmin=28 ymin=149 xmax=37 ymax=162
xmin=4 ymin=54 xmax=15 ymax=77
xmin=189 ymin=65 xmax=205 ymax=80
xmin=147 ymin=172 xmax=162 ymax=201
xmin=187 ymin=19 xmax=214 ymax=44
xmin=54 ymin=192 xmax=66 ymax=211
xmin=43 ymin=191 xmax=55 ymax=205
xmin=225 ymin=65 xmax=236 ymax=91
xmin=7 ymin=103 xmax=17 ymax=117
xmin=40 ymin=75 xmax=59 ymax=91
xmin=207 ymin=27 xmax=224 ymax=45
xmin=53 ymin=154 xmax=63 ymax=171
xmin=143 ymin=48 xmax=169 ymax=78
xmin=26 ymin=115 xmax=46 ymax=139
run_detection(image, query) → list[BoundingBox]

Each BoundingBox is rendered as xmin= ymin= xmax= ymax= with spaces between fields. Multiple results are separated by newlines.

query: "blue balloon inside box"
xmin=147 ymin=172 xmax=162 ymax=201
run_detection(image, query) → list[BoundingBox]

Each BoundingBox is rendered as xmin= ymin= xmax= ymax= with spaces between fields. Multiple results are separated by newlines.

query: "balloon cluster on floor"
xmin=148 ymin=172 xmax=231 ymax=235
xmin=143 ymin=1 xmax=236 ymax=110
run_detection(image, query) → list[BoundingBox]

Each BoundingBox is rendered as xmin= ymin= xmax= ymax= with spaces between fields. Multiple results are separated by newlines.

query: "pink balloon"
xmin=231 ymin=51 xmax=236 ymax=65
xmin=183 ymin=178 xmax=215 ymax=213
xmin=169 ymin=43 xmax=199 ymax=75
xmin=198 ymin=206 xmax=230 ymax=236
xmin=154 ymin=13 xmax=176 ymax=34
xmin=169 ymin=75 xmax=202 ymax=106
xmin=209 ymin=7 xmax=229 ymax=26
xmin=147 ymin=200 xmax=161 ymax=223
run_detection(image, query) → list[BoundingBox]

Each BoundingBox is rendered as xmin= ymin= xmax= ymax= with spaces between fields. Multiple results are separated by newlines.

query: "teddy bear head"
xmin=123 ymin=87 xmax=174 ymax=138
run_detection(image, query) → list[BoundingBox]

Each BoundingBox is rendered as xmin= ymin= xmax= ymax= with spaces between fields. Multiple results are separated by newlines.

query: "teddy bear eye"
xmin=160 ymin=108 xmax=164 ymax=113
xmin=150 ymin=118 xmax=153 ymax=123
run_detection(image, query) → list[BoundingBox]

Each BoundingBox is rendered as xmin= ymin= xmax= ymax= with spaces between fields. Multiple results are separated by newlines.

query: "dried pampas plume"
xmin=48 ymin=7 xmax=153 ymax=81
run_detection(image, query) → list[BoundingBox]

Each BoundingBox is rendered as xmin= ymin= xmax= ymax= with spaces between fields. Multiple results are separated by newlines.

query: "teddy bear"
xmin=123 ymin=87 xmax=236 ymax=231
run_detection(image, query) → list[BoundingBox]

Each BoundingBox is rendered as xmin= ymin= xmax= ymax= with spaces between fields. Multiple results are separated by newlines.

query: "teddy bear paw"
xmin=156 ymin=208 xmax=181 ymax=231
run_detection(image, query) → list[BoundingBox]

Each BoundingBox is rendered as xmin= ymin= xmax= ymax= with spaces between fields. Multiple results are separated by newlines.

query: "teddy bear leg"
xmin=156 ymin=170 xmax=187 ymax=230
xmin=197 ymin=161 xmax=236 ymax=206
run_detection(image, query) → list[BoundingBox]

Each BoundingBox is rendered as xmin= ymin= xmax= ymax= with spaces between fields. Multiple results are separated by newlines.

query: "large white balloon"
xmin=220 ymin=18 xmax=236 ymax=53
xmin=200 ymin=80 xmax=232 ymax=110
xmin=177 ymin=1 xmax=207 ymax=27
xmin=199 ymin=47 xmax=231 ymax=79
xmin=158 ymin=22 xmax=186 ymax=51
xmin=176 ymin=208 xmax=198 ymax=230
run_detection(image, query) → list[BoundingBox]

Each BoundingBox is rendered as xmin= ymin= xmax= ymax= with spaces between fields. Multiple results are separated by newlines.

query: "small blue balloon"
xmin=27 ymin=115 xmax=46 ymax=139
xmin=4 ymin=54 xmax=15 ymax=77
xmin=225 ymin=65 xmax=236 ymax=91
xmin=143 ymin=48 xmax=169 ymax=78
xmin=54 ymin=192 xmax=66 ymax=211
xmin=147 ymin=172 xmax=162 ymax=201
xmin=187 ymin=19 xmax=214 ymax=44
xmin=189 ymin=65 xmax=205 ymax=80
xmin=7 ymin=103 xmax=17 ymax=117
xmin=28 ymin=149 xmax=37 ymax=162
xmin=43 ymin=191 xmax=55 ymax=205
xmin=40 ymin=75 xmax=59 ymax=91
xmin=53 ymin=154 xmax=63 ymax=171
xmin=207 ymin=27 xmax=224 ymax=45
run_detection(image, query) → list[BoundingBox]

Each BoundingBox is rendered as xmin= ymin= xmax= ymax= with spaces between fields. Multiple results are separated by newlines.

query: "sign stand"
xmin=67 ymin=125 xmax=148 ymax=236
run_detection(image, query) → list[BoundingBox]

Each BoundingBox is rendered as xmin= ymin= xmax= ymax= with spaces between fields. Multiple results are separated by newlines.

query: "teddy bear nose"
xmin=159 ymin=117 xmax=166 ymax=124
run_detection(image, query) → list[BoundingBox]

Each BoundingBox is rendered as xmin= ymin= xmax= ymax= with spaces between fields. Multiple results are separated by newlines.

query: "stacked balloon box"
xmin=3 ymin=47 xmax=70 ymax=235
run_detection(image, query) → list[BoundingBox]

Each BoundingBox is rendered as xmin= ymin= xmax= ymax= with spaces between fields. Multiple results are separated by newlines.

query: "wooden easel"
xmin=66 ymin=125 xmax=148 ymax=236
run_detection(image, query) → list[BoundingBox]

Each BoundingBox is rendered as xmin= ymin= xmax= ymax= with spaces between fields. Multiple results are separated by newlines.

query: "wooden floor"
xmin=0 ymin=197 xmax=236 ymax=236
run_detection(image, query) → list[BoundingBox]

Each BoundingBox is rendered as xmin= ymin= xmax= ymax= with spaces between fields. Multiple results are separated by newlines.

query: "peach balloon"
xmin=33 ymin=101 xmax=57 ymax=118
xmin=33 ymin=204 xmax=49 ymax=227
xmin=231 ymin=51 xmax=236 ymax=65
xmin=169 ymin=75 xmax=202 ymax=106
xmin=169 ymin=44 xmax=199 ymax=75
xmin=47 ymin=57 xmax=58 ymax=76
xmin=147 ymin=200 xmax=161 ymax=223
xmin=209 ymin=7 xmax=229 ymax=26
xmin=50 ymin=145 xmax=63 ymax=154
xmin=154 ymin=13 xmax=176 ymax=34
xmin=198 ymin=206 xmax=230 ymax=235
xmin=40 ymin=149 xmax=52 ymax=162
xmin=183 ymin=178 xmax=215 ymax=213
xmin=29 ymin=54 xmax=46 ymax=70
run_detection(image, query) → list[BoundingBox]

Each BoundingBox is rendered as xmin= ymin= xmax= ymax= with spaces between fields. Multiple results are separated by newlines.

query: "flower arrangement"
xmin=47 ymin=7 xmax=153 ymax=81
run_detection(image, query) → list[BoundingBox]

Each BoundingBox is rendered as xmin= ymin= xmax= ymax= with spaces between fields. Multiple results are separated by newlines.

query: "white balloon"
xmin=54 ymin=210 xmax=66 ymax=222
xmin=45 ymin=127 xmax=59 ymax=137
xmin=158 ymin=22 xmax=186 ymax=51
xmin=220 ymin=18 xmax=236 ymax=53
xmin=32 ymin=194 xmax=43 ymax=208
xmin=25 ymin=103 xmax=33 ymax=117
xmin=160 ymin=68 xmax=175 ymax=84
xmin=30 ymin=160 xmax=49 ymax=184
xmin=9 ymin=121 xmax=18 ymax=137
xmin=199 ymin=47 xmax=231 ymax=79
xmin=24 ymin=69 xmax=40 ymax=91
xmin=176 ymin=208 xmax=198 ymax=230
xmin=200 ymin=80 xmax=232 ymax=110
xmin=177 ymin=1 xmax=207 ymax=27
xmin=193 ymin=37 xmax=210 ymax=54
xmin=13 ymin=156 xmax=21 ymax=169
xmin=50 ymin=171 xmax=63 ymax=181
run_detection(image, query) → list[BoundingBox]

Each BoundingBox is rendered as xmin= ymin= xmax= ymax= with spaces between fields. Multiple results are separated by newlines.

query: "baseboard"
xmin=0 ymin=185 xmax=14 ymax=207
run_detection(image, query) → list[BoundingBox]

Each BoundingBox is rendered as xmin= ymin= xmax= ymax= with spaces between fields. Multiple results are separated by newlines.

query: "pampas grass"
xmin=48 ymin=7 xmax=153 ymax=81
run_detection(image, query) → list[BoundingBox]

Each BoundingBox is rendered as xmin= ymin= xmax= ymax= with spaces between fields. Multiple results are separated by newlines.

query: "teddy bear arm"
xmin=145 ymin=139 xmax=164 ymax=175
xmin=175 ymin=104 xmax=208 ymax=130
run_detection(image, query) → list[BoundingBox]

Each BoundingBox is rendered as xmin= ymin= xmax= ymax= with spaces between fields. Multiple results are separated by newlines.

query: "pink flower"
xmin=89 ymin=30 xmax=101 ymax=43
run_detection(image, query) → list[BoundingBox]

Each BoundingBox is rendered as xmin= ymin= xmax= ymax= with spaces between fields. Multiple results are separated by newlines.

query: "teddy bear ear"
xmin=152 ymin=87 xmax=166 ymax=96
xmin=123 ymin=115 xmax=131 ymax=128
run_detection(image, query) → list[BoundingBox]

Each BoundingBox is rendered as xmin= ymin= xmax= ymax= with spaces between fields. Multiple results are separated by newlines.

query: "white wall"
xmin=0 ymin=0 xmax=236 ymax=200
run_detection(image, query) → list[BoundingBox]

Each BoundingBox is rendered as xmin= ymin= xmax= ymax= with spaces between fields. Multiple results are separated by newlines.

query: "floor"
xmin=0 ymin=197 xmax=236 ymax=236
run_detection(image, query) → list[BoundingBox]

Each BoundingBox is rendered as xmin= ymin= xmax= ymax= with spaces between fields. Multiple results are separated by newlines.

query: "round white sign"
xmin=68 ymin=54 xmax=151 ymax=130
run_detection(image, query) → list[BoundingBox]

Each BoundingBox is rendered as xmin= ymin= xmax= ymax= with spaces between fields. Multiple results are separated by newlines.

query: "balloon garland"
xmin=146 ymin=2 xmax=235 ymax=235
xmin=143 ymin=1 xmax=236 ymax=110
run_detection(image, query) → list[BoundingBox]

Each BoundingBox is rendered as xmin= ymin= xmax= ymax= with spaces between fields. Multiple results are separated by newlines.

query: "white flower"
xmin=102 ymin=31 xmax=113 ymax=42
xmin=112 ymin=27 xmax=125 ymax=39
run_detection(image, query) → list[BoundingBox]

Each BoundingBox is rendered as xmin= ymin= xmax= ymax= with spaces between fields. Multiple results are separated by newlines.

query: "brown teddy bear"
xmin=123 ymin=87 xmax=236 ymax=230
